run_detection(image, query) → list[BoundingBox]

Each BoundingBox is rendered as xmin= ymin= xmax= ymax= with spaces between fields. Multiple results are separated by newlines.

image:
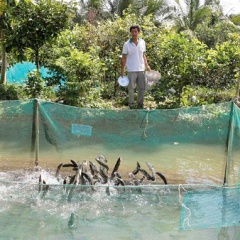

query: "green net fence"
xmin=1 ymin=99 xmax=240 ymax=237
xmin=0 ymin=99 xmax=240 ymax=185
xmin=179 ymin=186 xmax=240 ymax=230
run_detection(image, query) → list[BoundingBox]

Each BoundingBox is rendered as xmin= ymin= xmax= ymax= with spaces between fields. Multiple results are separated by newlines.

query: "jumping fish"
xmin=62 ymin=159 xmax=79 ymax=171
xmin=63 ymin=176 xmax=70 ymax=193
xmin=38 ymin=174 xmax=43 ymax=192
xmin=115 ymin=177 xmax=125 ymax=186
xmin=89 ymin=161 xmax=100 ymax=175
xmin=156 ymin=171 xmax=167 ymax=185
xmin=95 ymin=158 xmax=109 ymax=172
xmin=82 ymin=172 xmax=95 ymax=191
xmin=114 ymin=172 xmax=122 ymax=179
xmin=132 ymin=162 xmax=141 ymax=175
xmin=96 ymin=154 xmax=108 ymax=163
xmin=41 ymin=180 xmax=49 ymax=198
xmin=74 ymin=168 xmax=82 ymax=185
xmin=145 ymin=162 xmax=156 ymax=181
xmin=128 ymin=172 xmax=145 ymax=185
xmin=99 ymin=168 xmax=108 ymax=184
xmin=110 ymin=157 xmax=122 ymax=180
xmin=55 ymin=163 xmax=63 ymax=181
xmin=81 ymin=160 xmax=88 ymax=173
xmin=68 ymin=212 xmax=75 ymax=228
xmin=138 ymin=168 xmax=154 ymax=181
xmin=67 ymin=172 xmax=81 ymax=202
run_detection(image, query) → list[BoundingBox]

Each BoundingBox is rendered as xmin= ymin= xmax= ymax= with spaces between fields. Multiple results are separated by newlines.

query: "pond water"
xmin=0 ymin=170 xmax=240 ymax=240
xmin=0 ymin=141 xmax=240 ymax=239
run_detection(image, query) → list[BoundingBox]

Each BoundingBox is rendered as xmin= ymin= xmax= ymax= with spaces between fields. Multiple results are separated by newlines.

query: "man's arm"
xmin=121 ymin=55 xmax=127 ymax=77
xmin=143 ymin=54 xmax=151 ymax=71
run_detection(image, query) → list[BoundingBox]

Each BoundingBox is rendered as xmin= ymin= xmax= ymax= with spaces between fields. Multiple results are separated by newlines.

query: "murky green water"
xmin=0 ymin=171 xmax=239 ymax=239
xmin=0 ymin=142 xmax=234 ymax=184
xmin=0 ymin=142 xmax=240 ymax=239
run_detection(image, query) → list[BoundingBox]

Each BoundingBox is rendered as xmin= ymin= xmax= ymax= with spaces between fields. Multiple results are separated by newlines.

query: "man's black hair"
xmin=130 ymin=25 xmax=140 ymax=32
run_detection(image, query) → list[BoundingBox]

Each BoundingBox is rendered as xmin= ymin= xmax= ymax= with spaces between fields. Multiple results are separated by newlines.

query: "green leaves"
xmin=4 ymin=0 xmax=72 ymax=67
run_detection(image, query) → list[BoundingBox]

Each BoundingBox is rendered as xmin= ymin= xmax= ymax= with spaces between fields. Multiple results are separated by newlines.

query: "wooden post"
xmin=35 ymin=99 xmax=39 ymax=166
xmin=223 ymin=102 xmax=233 ymax=185
xmin=31 ymin=99 xmax=39 ymax=166
xmin=223 ymin=72 xmax=240 ymax=184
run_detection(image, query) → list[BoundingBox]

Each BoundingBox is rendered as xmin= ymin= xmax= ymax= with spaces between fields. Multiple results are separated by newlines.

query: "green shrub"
xmin=0 ymin=84 xmax=20 ymax=100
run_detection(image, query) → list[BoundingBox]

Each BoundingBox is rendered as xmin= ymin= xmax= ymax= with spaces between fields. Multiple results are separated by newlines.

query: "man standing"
xmin=121 ymin=25 xmax=151 ymax=109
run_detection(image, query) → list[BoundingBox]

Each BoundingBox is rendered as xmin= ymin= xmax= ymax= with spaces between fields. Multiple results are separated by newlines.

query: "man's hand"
xmin=146 ymin=65 xmax=151 ymax=71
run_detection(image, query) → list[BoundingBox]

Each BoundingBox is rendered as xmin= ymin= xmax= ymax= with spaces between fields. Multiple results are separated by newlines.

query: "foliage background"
xmin=0 ymin=0 xmax=240 ymax=109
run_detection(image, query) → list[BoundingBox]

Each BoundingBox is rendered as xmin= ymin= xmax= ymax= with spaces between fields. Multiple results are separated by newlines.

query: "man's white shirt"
xmin=122 ymin=38 xmax=146 ymax=72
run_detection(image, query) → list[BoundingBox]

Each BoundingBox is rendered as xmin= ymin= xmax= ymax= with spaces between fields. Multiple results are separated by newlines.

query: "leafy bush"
xmin=181 ymin=85 xmax=235 ymax=107
xmin=24 ymin=70 xmax=44 ymax=98
xmin=0 ymin=84 xmax=20 ymax=100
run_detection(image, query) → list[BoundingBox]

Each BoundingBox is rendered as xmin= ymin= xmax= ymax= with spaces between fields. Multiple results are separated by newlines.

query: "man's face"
xmin=130 ymin=28 xmax=139 ymax=38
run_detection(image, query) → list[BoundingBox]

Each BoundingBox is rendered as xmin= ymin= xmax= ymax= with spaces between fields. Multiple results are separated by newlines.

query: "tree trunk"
xmin=1 ymin=32 xmax=7 ymax=84
xmin=35 ymin=48 xmax=39 ymax=70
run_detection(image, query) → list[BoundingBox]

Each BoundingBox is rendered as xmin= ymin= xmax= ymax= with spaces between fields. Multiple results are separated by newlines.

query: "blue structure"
xmin=6 ymin=62 xmax=52 ymax=84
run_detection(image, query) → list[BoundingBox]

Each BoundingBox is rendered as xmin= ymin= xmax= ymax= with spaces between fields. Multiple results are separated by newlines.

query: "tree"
xmin=0 ymin=0 xmax=16 ymax=84
xmin=3 ymin=0 xmax=72 ymax=70
xmin=170 ymin=0 xmax=213 ymax=33
xmin=229 ymin=14 xmax=240 ymax=26
xmin=107 ymin=0 xmax=165 ymax=20
xmin=75 ymin=0 xmax=109 ymax=24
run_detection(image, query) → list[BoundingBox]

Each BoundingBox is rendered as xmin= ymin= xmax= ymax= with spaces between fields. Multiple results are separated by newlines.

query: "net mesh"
xmin=0 ymin=99 xmax=240 ymax=185
xmin=1 ymin=99 xmax=240 ymax=235
xmin=179 ymin=186 xmax=240 ymax=230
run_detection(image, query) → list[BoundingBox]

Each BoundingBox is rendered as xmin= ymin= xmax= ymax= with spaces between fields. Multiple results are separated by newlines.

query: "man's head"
xmin=130 ymin=25 xmax=140 ymax=39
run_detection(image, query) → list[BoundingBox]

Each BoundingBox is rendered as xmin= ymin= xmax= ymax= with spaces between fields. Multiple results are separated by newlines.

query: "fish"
xmin=82 ymin=172 xmax=94 ymax=187
xmin=99 ymin=168 xmax=108 ymax=183
xmin=114 ymin=172 xmax=122 ymax=179
xmin=63 ymin=176 xmax=70 ymax=193
xmin=138 ymin=175 xmax=145 ymax=184
xmin=70 ymin=159 xmax=78 ymax=168
xmin=110 ymin=157 xmax=122 ymax=180
xmin=132 ymin=162 xmax=141 ymax=175
xmin=116 ymin=177 xmax=125 ymax=186
xmin=145 ymin=162 xmax=156 ymax=181
xmin=62 ymin=163 xmax=75 ymax=168
xmin=68 ymin=212 xmax=74 ymax=228
xmin=67 ymin=170 xmax=81 ymax=202
xmin=73 ymin=168 xmax=82 ymax=185
xmin=89 ymin=161 xmax=100 ymax=174
xmin=55 ymin=163 xmax=63 ymax=181
xmin=96 ymin=154 xmax=107 ymax=163
xmin=89 ymin=163 xmax=95 ymax=176
xmin=69 ymin=175 xmax=76 ymax=184
xmin=81 ymin=160 xmax=88 ymax=173
xmin=128 ymin=172 xmax=145 ymax=185
xmin=82 ymin=172 xmax=96 ymax=191
xmin=62 ymin=159 xmax=79 ymax=168
xmin=38 ymin=174 xmax=43 ymax=192
xmin=38 ymin=175 xmax=49 ymax=193
xmin=138 ymin=168 xmax=154 ymax=181
xmin=95 ymin=158 xmax=109 ymax=172
xmin=41 ymin=180 xmax=49 ymax=198
xmin=63 ymin=176 xmax=75 ymax=195
xmin=156 ymin=171 xmax=167 ymax=185
xmin=106 ymin=185 xmax=110 ymax=196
